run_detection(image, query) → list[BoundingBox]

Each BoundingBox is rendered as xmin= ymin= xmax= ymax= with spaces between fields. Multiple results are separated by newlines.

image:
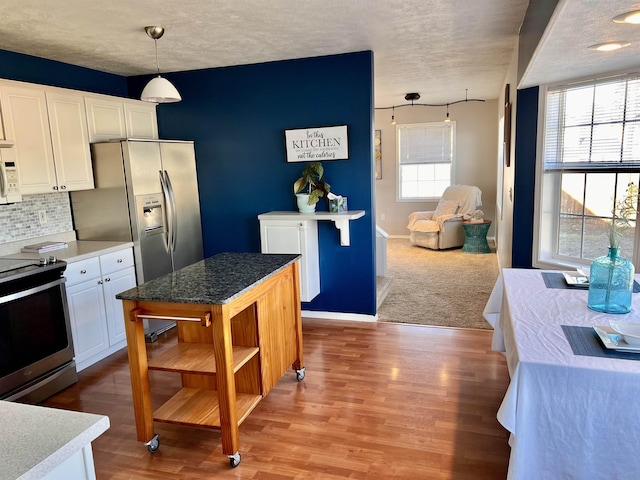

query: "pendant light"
xmin=140 ymin=26 xmax=182 ymax=103
xmin=444 ymin=104 xmax=451 ymax=122
xmin=390 ymin=106 xmax=397 ymax=125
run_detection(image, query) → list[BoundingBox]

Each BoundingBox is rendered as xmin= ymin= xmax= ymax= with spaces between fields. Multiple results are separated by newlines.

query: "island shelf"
xmin=117 ymin=253 xmax=304 ymax=468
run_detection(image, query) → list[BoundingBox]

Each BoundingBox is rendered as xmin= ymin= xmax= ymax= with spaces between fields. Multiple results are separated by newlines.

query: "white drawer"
xmin=65 ymin=257 xmax=101 ymax=286
xmin=99 ymin=248 xmax=134 ymax=275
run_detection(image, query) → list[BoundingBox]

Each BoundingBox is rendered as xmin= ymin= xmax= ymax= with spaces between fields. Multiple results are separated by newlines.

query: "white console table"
xmin=258 ymin=210 xmax=365 ymax=302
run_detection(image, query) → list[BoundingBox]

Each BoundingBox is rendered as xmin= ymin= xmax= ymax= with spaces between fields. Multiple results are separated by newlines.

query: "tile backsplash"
xmin=0 ymin=192 xmax=74 ymax=244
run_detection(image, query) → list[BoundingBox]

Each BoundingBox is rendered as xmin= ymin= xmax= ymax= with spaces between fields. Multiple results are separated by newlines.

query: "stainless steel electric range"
xmin=0 ymin=256 xmax=77 ymax=403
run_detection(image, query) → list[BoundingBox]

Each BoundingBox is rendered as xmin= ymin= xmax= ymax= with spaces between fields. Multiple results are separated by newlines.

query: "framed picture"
xmin=504 ymin=84 xmax=512 ymax=167
xmin=284 ymin=125 xmax=348 ymax=162
xmin=375 ymin=130 xmax=382 ymax=179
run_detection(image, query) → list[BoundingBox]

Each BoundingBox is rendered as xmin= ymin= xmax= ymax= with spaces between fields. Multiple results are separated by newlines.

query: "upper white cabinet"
xmin=0 ymin=83 xmax=93 ymax=194
xmin=124 ymin=101 xmax=158 ymax=139
xmin=46 ymin=90 xmax=94 ymax=191
xmin=85 ymin=95 xmax=158 ymax=143
xmin=84 ymin=96 xmax=126 ymax=143
xmin=0 ymin=84 xmax=56 ymax=194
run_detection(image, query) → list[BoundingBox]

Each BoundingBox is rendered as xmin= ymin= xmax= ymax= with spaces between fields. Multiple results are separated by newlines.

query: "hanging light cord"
xmin=153 ymin=38 xmax=161 ymax=75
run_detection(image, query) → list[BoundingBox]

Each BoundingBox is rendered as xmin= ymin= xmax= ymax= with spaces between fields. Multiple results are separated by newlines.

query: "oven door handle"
xmin=0 ymin=277 xmax=65 ymax=305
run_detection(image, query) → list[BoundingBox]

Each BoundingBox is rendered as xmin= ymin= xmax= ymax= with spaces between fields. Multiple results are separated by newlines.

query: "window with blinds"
xmin=397 ymin=122 xmax=455 ymax=200
xmin=544 ymin=75 xmax=640 ymax=172
xmin=536 ymin=74 xmax=640 ymax=267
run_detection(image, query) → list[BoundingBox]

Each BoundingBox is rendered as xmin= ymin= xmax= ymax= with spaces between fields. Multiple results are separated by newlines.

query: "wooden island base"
xmin=119 ymin=254 xmax=304 ymax=467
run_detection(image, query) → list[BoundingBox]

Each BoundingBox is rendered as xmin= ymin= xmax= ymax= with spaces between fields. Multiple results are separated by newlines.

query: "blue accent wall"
xmin=512 ymin=86 xmax=539 ymax=268
xmin=128 ymin=52 xmax=377 ymax=316
xmin=0 ymin=49 xmax=128 ymax=97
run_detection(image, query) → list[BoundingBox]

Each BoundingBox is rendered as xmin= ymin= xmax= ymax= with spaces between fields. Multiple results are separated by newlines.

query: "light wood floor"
xmin=42 ymin=318 xmax=511 ymax=479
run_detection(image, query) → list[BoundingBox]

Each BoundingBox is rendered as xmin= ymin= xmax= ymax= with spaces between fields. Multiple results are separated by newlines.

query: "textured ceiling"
xmin=521 ymin=0 xmax=640 ymax=88
xmin=1 ymin=1 xmax=636 ymax=108
xmin=0 ymin=0 xmax=528 ymax=107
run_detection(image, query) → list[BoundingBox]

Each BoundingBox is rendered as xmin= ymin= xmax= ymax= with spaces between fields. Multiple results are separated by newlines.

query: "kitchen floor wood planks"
xmin=42 ymin=318 xmax=510 ymax=479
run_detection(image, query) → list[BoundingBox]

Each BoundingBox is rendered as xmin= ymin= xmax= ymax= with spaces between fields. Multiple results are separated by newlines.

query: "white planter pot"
xmin=296 ymin=193 xmax=316 ymax=213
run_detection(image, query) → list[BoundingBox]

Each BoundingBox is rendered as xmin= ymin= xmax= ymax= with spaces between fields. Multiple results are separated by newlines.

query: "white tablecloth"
xmin=488 ymin=268 xmax=640 ymax=480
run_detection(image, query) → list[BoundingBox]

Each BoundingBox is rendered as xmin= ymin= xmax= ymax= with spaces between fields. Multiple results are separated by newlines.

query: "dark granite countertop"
xmin=116 ymin=252 xmax=300 ymax=305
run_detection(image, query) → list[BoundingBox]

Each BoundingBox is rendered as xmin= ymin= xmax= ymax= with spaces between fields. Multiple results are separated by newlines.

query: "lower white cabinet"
xmin=259 ymin=218 xmax=320 ymax=302
xmin=65 ymin=247 xmax=136 ymax=371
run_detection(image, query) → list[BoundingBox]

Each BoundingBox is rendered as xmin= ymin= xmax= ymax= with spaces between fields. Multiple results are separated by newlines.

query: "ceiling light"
xmin=444 ymin=104 xmax=451 ymax=123
xmin=140 ymin=26 xmax=182 ymax=103
xmin=390 ymin=106 xmax=397 ymax=125
xmin=614 ymin=10 xmax=640 ymax=24
xmin=588 ymin=41 xmax=631 ymax=52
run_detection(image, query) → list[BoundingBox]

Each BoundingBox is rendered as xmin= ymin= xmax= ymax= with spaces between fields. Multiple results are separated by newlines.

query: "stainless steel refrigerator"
xmin=70 ymin=139 xmax=204 ymax=341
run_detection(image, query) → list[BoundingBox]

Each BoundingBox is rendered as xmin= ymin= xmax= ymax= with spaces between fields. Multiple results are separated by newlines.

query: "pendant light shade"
xmin=141 ymin=75 xmax=181 ymax=103
xmin=141 ymin=26 xmax=181 ymax=103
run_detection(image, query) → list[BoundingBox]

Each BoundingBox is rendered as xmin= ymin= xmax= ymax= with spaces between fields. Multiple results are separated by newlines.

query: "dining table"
xmin=483 ymin=268 xmax=640 ymax=480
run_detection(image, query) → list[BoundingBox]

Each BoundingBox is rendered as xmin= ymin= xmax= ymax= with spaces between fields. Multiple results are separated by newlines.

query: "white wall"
xmin=496 ymin=46 xmax=519 ymax=269
xmin=374 ymin=99 xmax=499 ymax=236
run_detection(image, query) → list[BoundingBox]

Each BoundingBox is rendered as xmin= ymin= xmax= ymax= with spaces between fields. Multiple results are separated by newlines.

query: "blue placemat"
xmin=542 ymin=272 xmax=640 ymax=292
xmin=561 ymin=325 xmax=640 ymax=361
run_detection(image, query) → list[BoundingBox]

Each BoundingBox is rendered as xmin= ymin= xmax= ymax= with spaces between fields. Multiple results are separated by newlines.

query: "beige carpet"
xmin=377 ymin=237 xmax=499 ymax=329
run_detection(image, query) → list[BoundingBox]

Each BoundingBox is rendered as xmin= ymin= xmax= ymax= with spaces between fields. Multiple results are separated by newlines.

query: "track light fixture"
xmin=140 ymin=26 xmax=182 ymax=103
xmin=378 ymin=89 xmax=484 ymax=124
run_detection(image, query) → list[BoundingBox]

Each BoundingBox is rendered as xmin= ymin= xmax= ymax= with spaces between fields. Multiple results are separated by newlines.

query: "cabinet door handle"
xmin=60 ymin=185 xmax=67 ymax=190
xmin=80 ymin=269 xmax=87 ymax=274
xmin=117 ymin=258 xmax=123 ymax=263
xmin=52 ymin=186 xmax=58 ymax=191
xmin=104 ymin=277 xmax=110 ymax=282
xmin=98 ymin=280 xmax=103 ymax=285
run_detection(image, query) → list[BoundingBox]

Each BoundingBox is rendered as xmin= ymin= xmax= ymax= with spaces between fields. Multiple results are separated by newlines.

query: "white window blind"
xmin=544 ymin=74 xmax=640 ymax=172
xmin=398 ymin=123 xmax=453 ymax=165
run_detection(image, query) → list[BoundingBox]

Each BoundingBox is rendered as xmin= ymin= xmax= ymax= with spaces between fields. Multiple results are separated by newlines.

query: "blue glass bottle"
xmin=587 ymin=247 xmax=634 ymax=314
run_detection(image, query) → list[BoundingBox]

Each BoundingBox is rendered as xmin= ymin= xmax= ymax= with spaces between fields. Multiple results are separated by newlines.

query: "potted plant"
xmin=293 ymin=162 xmax=330 ymax=213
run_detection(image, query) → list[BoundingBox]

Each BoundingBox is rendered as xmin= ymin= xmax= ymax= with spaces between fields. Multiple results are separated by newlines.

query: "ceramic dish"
xmin=608 ymin=320 xmax=640 ymax=347
xmin=562 ymin=271 xmax=589 ymax=288
xmin=593 ymin=326 xmax=640 ymax=352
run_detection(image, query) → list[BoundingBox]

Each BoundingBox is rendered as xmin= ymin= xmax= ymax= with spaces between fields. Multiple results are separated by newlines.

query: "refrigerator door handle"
xmin=158 ymin=170 xmax=172 ymax=253
xmin=164 ymin=170 xmax=178 ymax=253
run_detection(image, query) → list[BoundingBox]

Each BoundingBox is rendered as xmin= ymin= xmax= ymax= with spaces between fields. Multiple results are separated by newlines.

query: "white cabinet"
xmin=0 ymin=82 xmax=93 ymax=194
xmin=124 ymin=101 xmax=158 ymax=139
xmin=85 ymin=95 xmax=158 ymax=142
xmin=46 ymin=90 xmax=94 ymax=191
xmin=65 ymin=247 xmax=136 ymax=371
xmin=259 ymin=219 xmax=320 ymax=302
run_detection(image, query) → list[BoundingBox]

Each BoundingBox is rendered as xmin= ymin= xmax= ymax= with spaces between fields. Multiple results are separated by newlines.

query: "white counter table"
xmin=0 ymin=400 xmax=109 ymax=480
xmin=486 ymin=268 xmax=640 ymax=480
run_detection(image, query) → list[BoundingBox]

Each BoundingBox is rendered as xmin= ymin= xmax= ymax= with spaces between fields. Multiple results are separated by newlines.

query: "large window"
xmin=536 ymin=74 xmax=640 ymax=268
xmin=397 ymin=122 xmax=455 ymax=200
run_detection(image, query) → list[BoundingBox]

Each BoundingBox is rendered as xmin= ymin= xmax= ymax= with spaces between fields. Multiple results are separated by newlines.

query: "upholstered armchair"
xmin=407 ymin=185 xmax=483 ymax=250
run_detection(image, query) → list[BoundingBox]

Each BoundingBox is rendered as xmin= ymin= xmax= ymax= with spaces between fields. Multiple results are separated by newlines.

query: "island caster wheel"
xmin=229 ymin=452 xmax=241 ymax=468
xmin=145 ymin=434 xmax=160 ymax=453
xmin=296 ymin=367 xmax=306 ymax=382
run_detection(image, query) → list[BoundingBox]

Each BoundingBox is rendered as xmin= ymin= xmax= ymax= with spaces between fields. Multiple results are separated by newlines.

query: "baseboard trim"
xmin=302 ymin=310 xmax=378 ymax=322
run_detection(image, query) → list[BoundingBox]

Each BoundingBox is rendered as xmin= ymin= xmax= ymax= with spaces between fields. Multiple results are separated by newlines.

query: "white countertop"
xmin=0 ymin=401 xmax=109 ymax=480
xmin=2 ymin=240 xmax=133 ymax=263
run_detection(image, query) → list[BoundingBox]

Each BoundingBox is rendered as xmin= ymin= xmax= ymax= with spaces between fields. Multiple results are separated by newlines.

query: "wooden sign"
xmin=285 ymin=125 xmax=348 ymax=162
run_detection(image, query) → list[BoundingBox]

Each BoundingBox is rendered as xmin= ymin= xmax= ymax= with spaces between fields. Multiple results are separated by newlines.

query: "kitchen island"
xmin=116 ymin=252 xmax=304 ymax=467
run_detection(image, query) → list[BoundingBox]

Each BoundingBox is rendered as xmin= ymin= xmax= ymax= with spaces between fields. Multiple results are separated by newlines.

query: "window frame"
xmin=395 ymin=121 xmax=456 ymax=202
xmin=533 ymin=75 xmax=640 ymax=271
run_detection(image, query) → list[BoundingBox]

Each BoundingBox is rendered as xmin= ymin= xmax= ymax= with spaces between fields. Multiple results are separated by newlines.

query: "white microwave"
xmin=0 ymin=160 xmax=21 ymax=204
